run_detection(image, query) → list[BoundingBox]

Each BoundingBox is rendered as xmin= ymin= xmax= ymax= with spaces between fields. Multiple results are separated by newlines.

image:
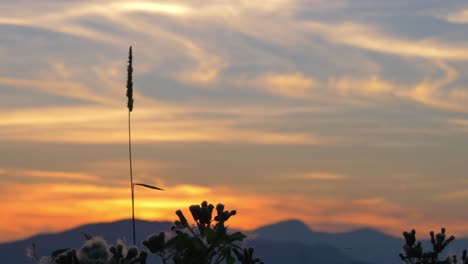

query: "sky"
xmin=1 ymin=0 xmax=468 ymax=243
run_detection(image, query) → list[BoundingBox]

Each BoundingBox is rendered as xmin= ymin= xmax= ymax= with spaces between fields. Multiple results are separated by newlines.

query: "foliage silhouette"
xmin=400 ymin=227 xmax=467 ymax=264
xmin=27 ymin=201 xmax=262 ymax=264
xmin=143 ymin=201 xmax=263 ymax=264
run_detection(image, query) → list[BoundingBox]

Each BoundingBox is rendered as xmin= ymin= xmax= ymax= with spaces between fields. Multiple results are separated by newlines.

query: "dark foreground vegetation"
xmin=400 ymin=227 xmax=467 ymax=264
xmin=27 ymin=201 xmax=263 ymax=264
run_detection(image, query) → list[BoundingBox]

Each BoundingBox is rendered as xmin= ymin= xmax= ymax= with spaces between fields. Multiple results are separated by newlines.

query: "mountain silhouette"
xmin=250 ymin=220 xmax=468 ymax=264
xmin=2 ymin=219 xmax=467 ymax=264
xmin=1 ymin=219 xmax=172 ymax=264
xmin=251 ymin=220 xmax=401 ymax=264
xmin=249 ymin=239 xmax=371 ymax=264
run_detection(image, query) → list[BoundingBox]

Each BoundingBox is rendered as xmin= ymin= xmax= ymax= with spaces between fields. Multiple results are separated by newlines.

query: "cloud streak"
xmin=304 ymin=21 xmax=468 ymax=61
xmin=284 ymin=172 xmax=349 ymax=181
xmin=0 ymin=104 xmax=330 ymax=145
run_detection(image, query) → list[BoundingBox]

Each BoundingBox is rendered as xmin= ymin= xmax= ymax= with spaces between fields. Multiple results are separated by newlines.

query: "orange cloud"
xmin=256 ymin=73 xmax=316 ymax=99
xmin=329 ymin=75 xmax=393 ymax=97
xmin=400 ymin=61 xmax=468 ymax=112
xmin=0 ymin=104 xmax=326 ymax=145
xmin=21 ymin=170 xmax=98 ymax=182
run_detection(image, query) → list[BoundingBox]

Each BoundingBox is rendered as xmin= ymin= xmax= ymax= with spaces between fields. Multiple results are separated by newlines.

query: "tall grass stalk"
xmin=126 ymin=46 xmax=136 ymax=245
xmin=125 ymin=46 xmax=164 ymax=246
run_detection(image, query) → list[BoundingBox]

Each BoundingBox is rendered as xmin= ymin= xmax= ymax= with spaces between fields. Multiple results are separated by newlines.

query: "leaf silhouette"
xmin=82 ymin=232 xmax=93 ymax=240
xmin=133 ymin=183 xmax=165 ymax=191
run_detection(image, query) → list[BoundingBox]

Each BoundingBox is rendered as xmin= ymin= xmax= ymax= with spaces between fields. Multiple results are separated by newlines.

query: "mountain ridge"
xmin=2 ymin=219 xmax=467 ymax=264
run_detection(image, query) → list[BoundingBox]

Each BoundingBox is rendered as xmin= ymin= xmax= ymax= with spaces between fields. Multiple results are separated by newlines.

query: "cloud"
xmin=86 ymin=160 xmax=177 ymax=173
xmin=0 ymin=0 xmax=225 ymax=87
xmin=176 ymin=45 xmax=225 ymax=85
xmin=433 ymin=190 xmax=468 ymax=201
xmin=303 ymin=21 xmax=468 ymax=61
xmin=0 ymin=77 xmax=116 ymax=105
xmin=0 ymin=104 xmax=329 ymax=145
xmin=400 ymin=61 xmax=468 ymax=112
xmin=21 ymin=170 xmax=98 ymax=182
xmin=285 ymin=172 xmax=349 ymax=181
xmin=329 ymin=75 xmax=393 ymax=97
xmin=436 ymin=9 xmax=468 ymax=24
xmin=447 ymin=118 xmax=468 ymax=132
xmin=113 ymin=2 xmax=190 ymax=16
xmin=325 ymin=61 xmax=468 ymax=112
xmin=255 ymin=73 xmax=316 ymax=99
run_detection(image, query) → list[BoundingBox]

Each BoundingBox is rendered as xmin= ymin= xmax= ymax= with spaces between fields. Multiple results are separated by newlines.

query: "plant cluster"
xmin=28 ymin=237 xmax=148 ymax=264
xmin=27 ymin=201 xmax=262 ymax=264
xmin=399 ymin=227 xmax=467 ymax=264
xmin=143 ymin=201 xmax=262 ymax=264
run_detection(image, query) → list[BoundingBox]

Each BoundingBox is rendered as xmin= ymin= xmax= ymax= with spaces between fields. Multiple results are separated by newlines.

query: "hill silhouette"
xmin=2 ymin=219 xmax=468 ymax=264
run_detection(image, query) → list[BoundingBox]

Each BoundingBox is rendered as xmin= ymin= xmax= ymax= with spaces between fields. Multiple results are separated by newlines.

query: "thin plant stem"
xmin=129 ymin=110 xmax=136 ymax=245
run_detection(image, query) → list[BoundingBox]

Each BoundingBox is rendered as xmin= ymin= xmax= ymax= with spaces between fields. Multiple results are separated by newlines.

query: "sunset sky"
xmin=1 ymin=0 xmax=468 ymax=243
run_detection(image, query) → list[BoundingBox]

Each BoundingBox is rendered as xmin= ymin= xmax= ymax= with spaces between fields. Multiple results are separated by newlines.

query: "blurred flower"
xmin=77 ymin=236 xmax=110 ymax=264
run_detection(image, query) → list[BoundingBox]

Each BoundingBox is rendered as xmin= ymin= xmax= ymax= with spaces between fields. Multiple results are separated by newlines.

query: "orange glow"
xmin=2 ymin=172 xmax=468 ymax=243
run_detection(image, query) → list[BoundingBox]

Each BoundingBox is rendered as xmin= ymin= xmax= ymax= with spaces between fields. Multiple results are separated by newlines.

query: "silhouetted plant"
xmin=142 ymin=201 xmax=263 ymax=264
xmin=27 ymin=201 xmax=261 ymax=264
xmin=399 ymin=227 xmax=467 ymax=264
xmin=127 ymin=45 xmax=136 ymax=246
xmin=28 ymin=236 xmax=147 ymax=264
xmin=125 ymin=46 xmax=164 ymax=245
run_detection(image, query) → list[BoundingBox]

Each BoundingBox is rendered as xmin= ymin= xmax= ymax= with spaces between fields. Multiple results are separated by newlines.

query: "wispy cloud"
xmin=249 ymin=72 xmax=316 ymax=99
xmin=0 ymin=104 xmax=330 ymax=145
xmin=433 ymin=190 xmax=468 ymax=201
xmin=0 ymin=77 xmax=116 ymax=105
xmin=285 ymin=172 xmax=349 ymax=181
xmin=447 ymin=118 xmax=468 ymax=132
xmin=304 ymin=21 xmax=468 ymax=61
xmin=329 ymin=76 xmax=393 ymax=97
xmin=435 ymin=9 xmax=468 ymax=24
xmin=400 ymin=61 xmax=467 ymax=112
xmin=21 ymin=170 xmax=98 ymax=182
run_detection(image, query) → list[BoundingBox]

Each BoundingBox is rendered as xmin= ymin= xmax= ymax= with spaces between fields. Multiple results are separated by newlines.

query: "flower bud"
xmin=143 ymin=232 xmax=165 ymax=253
xmin=126 ymin=246 xmax=138 ymax=260
xmin=175 ymin=210 xmax=189 ymax=227
xmin=190 ymin=205 xmax=201 ymax=222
